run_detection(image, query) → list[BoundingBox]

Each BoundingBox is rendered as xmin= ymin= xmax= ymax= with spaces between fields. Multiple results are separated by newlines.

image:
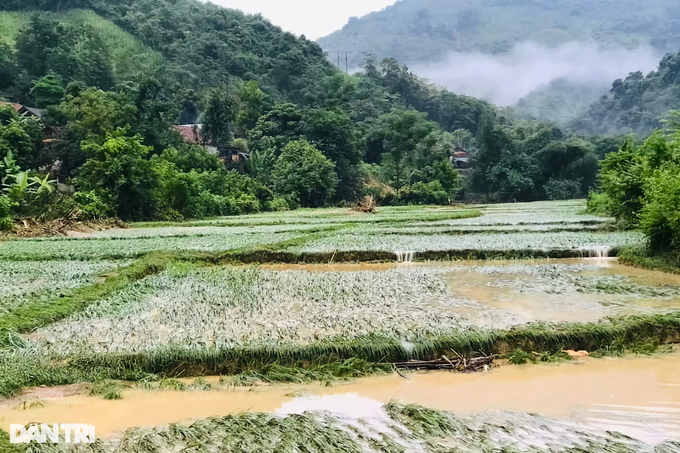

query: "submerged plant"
xmin=90 ymin=380 xmax=127 ymax=400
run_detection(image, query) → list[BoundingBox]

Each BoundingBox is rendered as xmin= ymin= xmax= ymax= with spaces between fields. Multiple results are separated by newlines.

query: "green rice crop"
xmin=463 ymin=263 xmax=680 ymax=297
xmin=0 ymin=231 xmax=304 ymax=261
xmin=0 ymin=261 xmax=123 ymax=315
xmin=35 ymin=265 xmax=463 ymax=354
xmin=28 ymin=262 xmax=680 ymax=358
xmin=294 ymin=231 xmax=646 ymax=254
xmin=353 ymin=222 xmax=608 ymax=236
xmin=0 ymin=312 xmax=678 ymax=397
xmin=0 ymin=253 xmax=169 ymax=347
xmin=132 ymin=207 xmax=482 ymax=228
xmin=91 ymin=223 xmax=332 ymax=239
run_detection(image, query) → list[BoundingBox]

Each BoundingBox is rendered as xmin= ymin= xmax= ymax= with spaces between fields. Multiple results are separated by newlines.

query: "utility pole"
xmin=345 ymin=51 xmax=349 ymax=73
xmin=337 ymin=51 xmax=340 ymax=70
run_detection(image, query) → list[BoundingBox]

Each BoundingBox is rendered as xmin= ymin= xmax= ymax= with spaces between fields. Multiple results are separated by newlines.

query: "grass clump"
xmin=507 ymin=348 xmax=573 ymax=364
xmin=619 ymin=247 xmax=680 ymax=274
xmin=590 ymin=338 xmax=664 ymax=358
xmin=385 ymin=401 xmax=462 ymax=438
xmin=158 ymin=378 xmax=186 ymax=391
xmin=0 ymin=429 xmax=23 ymax=453
xmin=90 ymin=380 xmax=128 ymax=400
xmin=224 ymin=359 xmax=392 ymax=387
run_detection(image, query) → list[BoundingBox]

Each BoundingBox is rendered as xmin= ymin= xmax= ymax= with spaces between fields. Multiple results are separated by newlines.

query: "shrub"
xmin=544 ymin=178 xmax=582 ymax=200
xmin=73 ymin=191 xmax=111 ymax=220
xmin=265 ymin=197 xmax=289 ymax=212
xmin=586 ymin=191 xmax=611 ymax=215
xmin=0 ymin=196 xmax=13 ymax=230
xmin=271 ymin=140 xmax=338 ymax=208
xmin=394 ymin=181 xmax=450 ymax=205
xmin=639 ymin=165 xmax=680 ymax=253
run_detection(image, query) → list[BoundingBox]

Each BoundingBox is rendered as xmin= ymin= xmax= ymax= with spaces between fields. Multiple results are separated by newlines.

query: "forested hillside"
xmin=1 ymin=0 xmax=335 ymax=108
xmin=318 ymin=0 xmax=679 ymax=68
xmin=0 ymin=0 xmax=624 ymax=226
xmin=574 ymin=53 xmax=680 ymax=136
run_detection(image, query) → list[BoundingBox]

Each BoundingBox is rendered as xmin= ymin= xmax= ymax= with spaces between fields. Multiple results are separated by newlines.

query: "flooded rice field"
xmin=1 ymin=353 xmax=678 ymax=447
xmin=264 ymin=258 xmax=680 ymax=328
xmin=24 ymin=258 xmax=680 ymax=356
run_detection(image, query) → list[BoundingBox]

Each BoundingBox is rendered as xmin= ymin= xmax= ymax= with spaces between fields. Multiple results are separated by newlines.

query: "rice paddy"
xmin=0 ymin=200 xmax=678 ymax=449
xmin=293 ymin=230 xmax=643 ymax=254
xmin=0 ymin=231 xmax=306 ymax=261
xmin=0 ymin=261 xmax=123 ymax=315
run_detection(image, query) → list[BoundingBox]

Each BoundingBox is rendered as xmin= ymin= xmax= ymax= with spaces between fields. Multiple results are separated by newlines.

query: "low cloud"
xmin=411 ymin=42 xmax=662 ymax=106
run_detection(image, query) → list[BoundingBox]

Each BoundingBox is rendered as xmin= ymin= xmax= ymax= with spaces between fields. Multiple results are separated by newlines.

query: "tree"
xmin=248 ymin=104 xmax=362 ymax=201
xmin=202 ymin=87 xmax=238 ymax=149
xmin=76 ymin=127 xmax=159 ymax=220
xmin=31 ymin=74 xmax=65 ymax=108
xmin=0 ymin=105 xmax=45 ymax=170
xmin=0 ymin=42 xmax=16 ymax=91
xmin=236 ymin=81 xmax=266 ymax=132
xmin=44 ymin=86 xmax=132 ymax=175
xmin=366 ymin=110 xmax=438 ymax=189
xmin=271 ymin=140 xmax=338 ymax=208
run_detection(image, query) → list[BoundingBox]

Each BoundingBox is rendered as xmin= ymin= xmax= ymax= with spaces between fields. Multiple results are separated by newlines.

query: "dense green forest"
xmin=318 ymin=0 xmax=679 ymax=68
xmin=0 ymin=0 xmax=662 ymax=224
xmin=587 ymin=112 xmax=680 ymax=269
xmin=513 ymin=79 xmax=608 ymax=126
xmin=573 ymin=53 xmax=680 ymax=136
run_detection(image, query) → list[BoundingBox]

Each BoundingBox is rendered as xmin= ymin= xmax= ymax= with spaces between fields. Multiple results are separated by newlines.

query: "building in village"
xmin=173 ymin=124 xmax=249 ymax=171
xmin=452 ymin=147 xmax=471 ymax=171
xmin=0 ymin=101 xmax=61 ymax=148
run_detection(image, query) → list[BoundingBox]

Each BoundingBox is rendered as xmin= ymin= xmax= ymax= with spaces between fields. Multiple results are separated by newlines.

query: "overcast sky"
xmin=207 ymin=0 xmax=397 ymax=40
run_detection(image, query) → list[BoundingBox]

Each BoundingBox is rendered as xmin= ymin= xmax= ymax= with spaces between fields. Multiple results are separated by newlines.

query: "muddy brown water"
xmin=264 ymin=258 xmax=680 ymax=326
xmin=1 ymin=354 xmax=678 ymax=444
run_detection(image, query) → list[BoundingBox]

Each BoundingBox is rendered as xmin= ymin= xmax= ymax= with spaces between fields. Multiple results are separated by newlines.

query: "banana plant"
xmin=0 ymin=150 xmax=22 ymax=184
xmin=3 ymin=171 xmax=33 ymax=201
xmin=30 ymin=174 xmax=57 ymax=194
xmin=2 ymin=171 xmax=56 ymax=201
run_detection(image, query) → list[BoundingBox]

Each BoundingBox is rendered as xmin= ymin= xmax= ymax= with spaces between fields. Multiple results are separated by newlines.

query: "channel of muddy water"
xmin=1 ymin=354 xmax=678 ymax=444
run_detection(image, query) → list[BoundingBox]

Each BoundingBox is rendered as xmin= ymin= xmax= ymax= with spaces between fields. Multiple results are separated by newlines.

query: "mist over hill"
xmin=318 ymin=0 xmax=678 ymax=126
xmin=410 ymin=42 xmax=662 ymax=107
xmin=318 ymin=0 xmax=679 ymax=68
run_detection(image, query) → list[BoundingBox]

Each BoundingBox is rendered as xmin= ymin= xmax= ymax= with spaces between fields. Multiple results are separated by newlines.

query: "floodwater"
xmin=1 ymin=354 xmax=679 ymax=444
xmin=264 ymin=258 xmax=680 ymax=326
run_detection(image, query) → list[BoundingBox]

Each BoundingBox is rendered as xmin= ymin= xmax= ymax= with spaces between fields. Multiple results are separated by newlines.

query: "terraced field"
xmin=1 ymin=200 xmax=678 ymax=452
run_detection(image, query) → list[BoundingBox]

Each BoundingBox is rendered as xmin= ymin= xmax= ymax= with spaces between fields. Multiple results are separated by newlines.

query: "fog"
xmin=411 ymin=42 xmax=663 ymax=106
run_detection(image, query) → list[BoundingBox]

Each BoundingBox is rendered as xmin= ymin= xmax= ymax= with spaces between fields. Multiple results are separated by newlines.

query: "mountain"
xmin=0 ymin=9 xmax=161 ymax=85
xmin=317 ymin=0 xmax=680 ymax=69
xmin=0 ymin=0 xmax=335 ymax=106
xmin=573 ymin=52 xmax=680 ymax=136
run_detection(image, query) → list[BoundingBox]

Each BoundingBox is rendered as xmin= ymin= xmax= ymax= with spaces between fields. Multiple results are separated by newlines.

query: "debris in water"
xmin=565 ymin=350 xmax=589 ymax=360
xmin=394 ymin=356 xmax=494 ymax=372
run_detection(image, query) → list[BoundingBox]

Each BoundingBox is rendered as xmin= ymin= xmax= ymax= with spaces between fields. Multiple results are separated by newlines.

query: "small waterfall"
xmin=395 ymin=251 xmax=416 ymax=263
xmin=580 ymin=246 xmax=612 ymax=258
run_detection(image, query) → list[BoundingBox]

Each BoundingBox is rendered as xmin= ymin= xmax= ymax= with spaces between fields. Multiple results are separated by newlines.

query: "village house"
xmin=0 ymin=101 xmax=61 ymax=147
xmin=452 ymin=146 xmax=471 ymax=171
xmin=173 ymin=124 xmax=248 ymax=171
